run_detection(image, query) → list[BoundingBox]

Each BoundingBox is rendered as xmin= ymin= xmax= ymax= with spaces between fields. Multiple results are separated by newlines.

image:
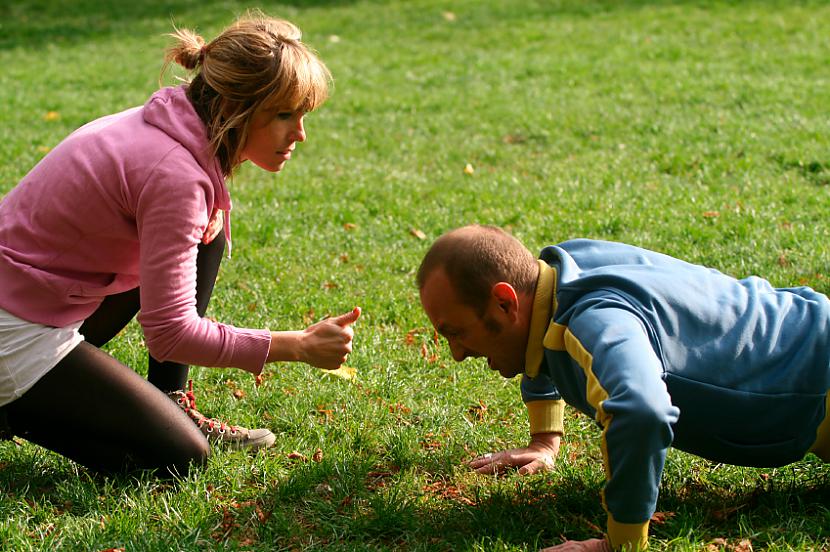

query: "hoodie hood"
xmin=142 ymin=86 xmax=233 ymax=254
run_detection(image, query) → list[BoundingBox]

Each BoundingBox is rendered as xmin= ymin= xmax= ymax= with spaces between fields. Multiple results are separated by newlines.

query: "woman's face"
xmin=239 ymin=105 xmax=307 ymax=172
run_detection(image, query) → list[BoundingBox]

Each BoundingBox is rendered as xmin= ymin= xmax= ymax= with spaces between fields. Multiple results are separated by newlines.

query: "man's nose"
xmin=448 ymin=340 xmax=468 ymax=362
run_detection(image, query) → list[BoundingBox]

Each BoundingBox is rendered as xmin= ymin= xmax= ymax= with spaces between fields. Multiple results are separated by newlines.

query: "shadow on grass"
xmin=257 ymin=457 xmax=830 ymax=549
xmin=0 ymin=0 xmax=361 ymax=50
xmin=1 ymin=447 xmax=826 ymax=549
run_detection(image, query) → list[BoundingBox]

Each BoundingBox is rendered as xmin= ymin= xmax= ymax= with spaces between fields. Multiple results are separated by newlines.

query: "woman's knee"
xmin=162 ymin=433 xmax=210 ymax=478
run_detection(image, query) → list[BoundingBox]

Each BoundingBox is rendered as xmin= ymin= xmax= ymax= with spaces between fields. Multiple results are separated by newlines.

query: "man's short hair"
xmin=417 ymin=225 xmax=538 ymax=315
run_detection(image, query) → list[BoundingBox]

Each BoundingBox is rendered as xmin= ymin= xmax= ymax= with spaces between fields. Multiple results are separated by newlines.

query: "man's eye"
xmin=276 ymin=112 xmax=293 ymax=120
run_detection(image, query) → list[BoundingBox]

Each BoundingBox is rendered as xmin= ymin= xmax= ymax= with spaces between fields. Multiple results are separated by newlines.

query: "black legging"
xmin=3 ymin=233 xmax=225 ymax=477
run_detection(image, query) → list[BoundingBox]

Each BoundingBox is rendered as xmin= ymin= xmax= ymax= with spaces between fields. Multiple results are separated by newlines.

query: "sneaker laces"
xmin=173 ymin=380 xmax=239 ymax=435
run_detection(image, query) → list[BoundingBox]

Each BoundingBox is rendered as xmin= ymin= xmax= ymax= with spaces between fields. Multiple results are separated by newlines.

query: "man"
xmin=417 ymin=225 xmax=830 ymax=551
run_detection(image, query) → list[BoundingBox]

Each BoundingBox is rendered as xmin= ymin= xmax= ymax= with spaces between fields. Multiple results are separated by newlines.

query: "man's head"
xmin=417 ymin=225 xmax=539 ymax=378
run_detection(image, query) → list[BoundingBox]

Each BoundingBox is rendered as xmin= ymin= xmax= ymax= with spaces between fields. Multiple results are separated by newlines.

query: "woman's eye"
xmin=276 ymin=112 xmax=293 ymax=120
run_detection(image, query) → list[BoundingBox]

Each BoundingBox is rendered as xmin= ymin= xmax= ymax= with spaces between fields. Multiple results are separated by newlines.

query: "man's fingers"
xmin=469 ymin=452 xmax=504 ymax=474
xmin=518 ymin=456 xmax=555 ymax=475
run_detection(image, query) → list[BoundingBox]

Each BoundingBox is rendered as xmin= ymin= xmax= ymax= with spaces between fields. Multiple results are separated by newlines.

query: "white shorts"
xmin=0 ymin=307 xmax=84 ymax=407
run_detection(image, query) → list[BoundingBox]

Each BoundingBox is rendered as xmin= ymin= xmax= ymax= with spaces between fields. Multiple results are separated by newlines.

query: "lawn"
xmin=0 ymin=0 xmax=829 ymax=550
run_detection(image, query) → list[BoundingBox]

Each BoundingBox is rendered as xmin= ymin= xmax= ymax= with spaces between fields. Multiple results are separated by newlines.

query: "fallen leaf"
xmin=325 ymin=365 xmax=357 ymax=380
xmin=502 ymin=133 xmax=527 ymax=144
xmin=702 ymin=211 xmax=720 ymax=218
xmin=43 ymin=111 xmax=60 ymax=121
xmin=388 ymin=402 xmax=411 ymax=415
xmin=467 ymin=400 xmax=488 ymax=421
xmin=463 ymin=163 xmax=475 ymax=175
xmin=420 ymin=433 xmax=442 ymax=450
xmin=409 ymin=227 xmax=427 ymax=240
xmin=316 ymin=405 xmax=334 ymax=420
xmin=328 ymin=35 xmax=341 ymax=43
xmin=232 ymin=389 xmax=245 ymax=399
xmin=650 ymin=511 xmax=675 ymax=524
xmin=442 ymin=11 xmax=456 ymax=21
xmin=734 ymin=539 xmax=753 ymax=552
xmin=343 ymin=222 xmax=357 ymax=230
xmin=312 ymin=448 xmax=323 ymax=462
xmin=286 ymin=451 xmax=307 ymax=461
xmin=707 ymin=538 xmax=728 ymax=551
xmin=254 ymin=374 xmax=263 ymax=387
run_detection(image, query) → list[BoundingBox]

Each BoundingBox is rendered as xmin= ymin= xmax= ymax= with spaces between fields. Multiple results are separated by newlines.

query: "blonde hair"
xmin=417 ymin=225 xmax=538 ymax=316
xmin=161 ymin=11 xmax=332 ymax=175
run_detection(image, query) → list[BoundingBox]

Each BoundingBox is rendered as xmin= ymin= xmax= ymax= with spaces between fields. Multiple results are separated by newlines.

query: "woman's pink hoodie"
xmin=0 ymin=86 xmax=271 ymax=374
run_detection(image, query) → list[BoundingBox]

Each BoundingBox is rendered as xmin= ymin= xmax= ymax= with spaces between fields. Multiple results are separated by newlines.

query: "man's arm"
xmin=563 ymin=299 xmax=680 ymax=550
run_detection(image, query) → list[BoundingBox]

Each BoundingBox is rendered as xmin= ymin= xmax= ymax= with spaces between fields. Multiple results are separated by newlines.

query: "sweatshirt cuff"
xmin=526 ymin=399 xmax=565 ymax=435
xmin=228 ymin=327 xmax=271 ymax=375
xmin=607 ymin=515 xmax=649 ymax=550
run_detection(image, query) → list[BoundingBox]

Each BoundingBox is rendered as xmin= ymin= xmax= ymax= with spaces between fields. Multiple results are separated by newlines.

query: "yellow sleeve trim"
xmin=809 ymin=392 xmax=830 ymax=461
xmin=526 ymin=399 xmax=565 ymax=435
xmin=607 ymin=516 xmax=649 ymax=550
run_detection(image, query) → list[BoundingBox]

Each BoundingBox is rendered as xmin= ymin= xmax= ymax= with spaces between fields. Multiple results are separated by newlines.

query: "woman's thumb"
xmin=332 ymin=306 xmax=361 ymax=327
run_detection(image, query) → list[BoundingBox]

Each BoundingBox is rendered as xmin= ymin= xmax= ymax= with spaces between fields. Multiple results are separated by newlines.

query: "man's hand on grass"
xmin=467 ymin=432 xmax=561 ymax=475
xmin=541 ymin=538 xmax=611 ymax=552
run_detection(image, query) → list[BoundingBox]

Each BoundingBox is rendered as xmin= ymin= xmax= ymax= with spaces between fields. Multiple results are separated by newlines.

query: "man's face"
xmin=419 ymin=268 xmax=526 ymax=379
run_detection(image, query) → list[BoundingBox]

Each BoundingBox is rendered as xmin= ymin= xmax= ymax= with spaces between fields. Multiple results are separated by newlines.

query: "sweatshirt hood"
xmin=142 ymin=85 xmax=233 ymax=254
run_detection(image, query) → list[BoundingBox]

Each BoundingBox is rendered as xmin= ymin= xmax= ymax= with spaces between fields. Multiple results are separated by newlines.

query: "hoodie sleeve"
xmin=133 ymin=149 xmax=271 ymax=373
xmin=562 ymin=294 xmax=680 ymax=550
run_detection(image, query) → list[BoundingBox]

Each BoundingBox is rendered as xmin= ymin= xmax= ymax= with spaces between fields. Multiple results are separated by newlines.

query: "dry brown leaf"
xmin=649 ymin=511 xmax=675 ymax=525
xmin=232 ymin=389 xmax=245 ymax=399
xmin=343 ymin=222 xmax=357 ymax=230
xmin=312 ymin=448 xmax=323 ymax=462
xmin=409 ymin=227 xmax=427 ymax=240
xmin=733 ymin=540 xmax=753 ymax=552
xmin=702 ymin=211 xmax=720 ymax=218
xmin=467 ymin=400 xmax=488 ymax=421
xmin=707 ymin=538 xmax=728 ymax=551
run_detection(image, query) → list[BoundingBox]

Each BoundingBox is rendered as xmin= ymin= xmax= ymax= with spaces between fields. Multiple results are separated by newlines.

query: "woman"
xmin=0 ymin=12 xmax=359 ymax=476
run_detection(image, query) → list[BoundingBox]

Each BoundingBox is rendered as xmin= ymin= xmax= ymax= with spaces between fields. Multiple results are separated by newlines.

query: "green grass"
xmin=1 ymin=0 xmax=829 ymax=550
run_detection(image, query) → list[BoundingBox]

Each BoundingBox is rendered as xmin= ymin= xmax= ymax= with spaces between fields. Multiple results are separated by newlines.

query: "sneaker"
xmin=167 ymin=380 xmax=276 ymax=451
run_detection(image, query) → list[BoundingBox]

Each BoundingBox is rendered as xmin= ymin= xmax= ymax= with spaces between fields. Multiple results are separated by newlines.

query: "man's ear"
xmin=491 ymin=282 xmax=519 ymax=316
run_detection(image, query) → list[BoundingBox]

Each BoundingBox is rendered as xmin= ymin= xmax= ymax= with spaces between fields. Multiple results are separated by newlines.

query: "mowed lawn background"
xmin=1 ymin=0 xmax=829 ymax=550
